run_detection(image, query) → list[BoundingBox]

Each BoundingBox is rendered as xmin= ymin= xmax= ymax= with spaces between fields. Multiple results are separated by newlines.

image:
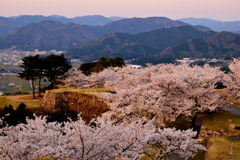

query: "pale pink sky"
xmin=0 ymin=0 xmax=240 ymax=21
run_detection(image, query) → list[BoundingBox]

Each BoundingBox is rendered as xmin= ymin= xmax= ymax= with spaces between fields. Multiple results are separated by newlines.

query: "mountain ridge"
xmin=0 ymin=17 xmax=210 ymax=51
xmin=158 ymin=31 xmax=240 ymax=60
xmin=66 ymin=25 xmax=217 ymax=62
xmin=0 ymin=20 xmax=100 ymax=50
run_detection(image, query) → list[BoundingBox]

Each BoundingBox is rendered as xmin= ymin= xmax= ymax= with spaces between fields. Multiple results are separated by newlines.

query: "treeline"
xmin=18 ymin=55 xmax=124 ymax=98
xmin=79 ymin=57 xmax=125 ymax=75
xmin=18 ymin=54 xmax=71 ymax=98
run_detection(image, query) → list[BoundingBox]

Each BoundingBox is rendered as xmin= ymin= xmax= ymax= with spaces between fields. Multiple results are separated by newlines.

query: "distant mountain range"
xmin=108 ymin=16 xmax=127 ymax=21
xmin=1 ymin=15 xmax=240 ymax=65
xmin=0 ymin=20 xmax=101 ymax=50
xmin=131 ymin=31 xmax=240 ymax=65
xmin=0 ymin=17 xmax=20 ymax=37
xmin=0 ymin=15 xmax=127 ymax=38
xmin=178 ymin=18 xmax=240 ymax=33
xmin=66 ymin=25 xmax=216 ymax=62
xmin=158 ymin=31 xmax=240 ymax=59
xmin=98 ymin=17 xmax=190 ymax=35
xmin=0 ymin=17 xmax=209 ymax=51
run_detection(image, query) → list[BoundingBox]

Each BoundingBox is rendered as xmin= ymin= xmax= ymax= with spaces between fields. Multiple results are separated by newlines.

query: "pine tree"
xmin=45 ymin=54 xmax=72 ymax=89
xmin=18 ymin=55 xmax=40 ymax=99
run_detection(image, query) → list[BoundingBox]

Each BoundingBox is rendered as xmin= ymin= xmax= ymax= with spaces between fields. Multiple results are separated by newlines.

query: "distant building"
xmin=127 ymin=64 xmax=142 ymax=69
xmin=210 ymin=58 xmax=218 ymax=63
xmin=176 ymin=58 xmax=195 ymax=63
xmin=71 ymin=59 xmax=81 ymax=63
xmin=3 ymin=62 xmax=11 ymax=65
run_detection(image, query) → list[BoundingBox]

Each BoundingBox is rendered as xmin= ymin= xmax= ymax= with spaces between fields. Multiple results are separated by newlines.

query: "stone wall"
xmin=40 ymin=90 xmax=109 ymax=121
xmin=199 ymin=125 xmax=231 ymax=140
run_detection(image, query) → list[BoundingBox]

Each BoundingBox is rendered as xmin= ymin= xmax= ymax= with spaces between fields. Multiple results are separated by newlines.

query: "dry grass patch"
xmin=233 ymin=104 xmax=240 ymax=110
xmin=0 ymin=94 xmax=43 ymax=109
xmin=0 ymin=96 xmax=7 ymax=107
xmin=205 ymin=137 xmax=240 ymax=160
xmin=50 ymin=88 xmax=111 ymax=97
xmin=216 ymin=89 xmax=225 ymax=94
xmin=51 ymin=88 xmax=110 ymax=93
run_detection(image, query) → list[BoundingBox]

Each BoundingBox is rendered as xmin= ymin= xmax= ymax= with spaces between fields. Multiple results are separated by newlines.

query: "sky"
xmin=0 ymin=0 xmax=240 ymax=21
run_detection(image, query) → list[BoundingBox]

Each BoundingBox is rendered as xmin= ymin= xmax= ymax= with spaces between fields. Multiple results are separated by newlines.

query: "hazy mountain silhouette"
xmin=0 ymin=20 xmax=100 ymax=50
xmin=179 ymin=17 xmax=240 ymax=32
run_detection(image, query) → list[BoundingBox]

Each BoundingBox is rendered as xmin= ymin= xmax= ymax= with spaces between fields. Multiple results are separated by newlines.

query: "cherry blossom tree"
xmin=58 ymin=63 xmax=225 ymax=128
xmin=86 ymin=68 xmax=116 ymax=88
xmin=148 ymin=128 xmax=207 ymax=159
xmin=225 ymin=58 xmax=240 ymax=103
xmin=105 ymin=64 xmax=156 ymax=90
xmin=59 ymin=68 xmax=89 ymax=89
xmin=0 ymin=115 xmax=206 ymax=160
xmin=103 ymin=63 xmax=225 ymax=128
xmin=59 ymin=68 xmax=116 ymax=89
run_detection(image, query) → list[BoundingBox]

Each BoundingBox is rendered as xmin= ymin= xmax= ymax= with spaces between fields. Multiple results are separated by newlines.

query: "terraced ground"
xmin=1 ymin=88 xmax=240 ymax=159
xmin=0 ymin=88 xmax=110 ymax=109
xmin=51 ymin=88 xmax=111 ymax=97
xmin=0 ymin=75 xmax=51 ymax=94
xmin=202 ymin=105 xmax=240 ymax=160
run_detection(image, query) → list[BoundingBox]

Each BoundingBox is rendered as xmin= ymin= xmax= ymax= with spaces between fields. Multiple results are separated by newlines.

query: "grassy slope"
xmin=202 ymin=104 xmax=240 ymax=160
xmin=0 ymin=88 xmax=109 ymax=109
xmin=0 ymin=94 xmax=43 ymax=109
xmin=202 ymin=111 xmax=240 ymax=133
xmin=50 ymin=88 xmax=111 ymax=98
xmin=206 ymin=138 xmax=240 ymax=160
xmin=51 ymin=88 xmax=109 ymax=93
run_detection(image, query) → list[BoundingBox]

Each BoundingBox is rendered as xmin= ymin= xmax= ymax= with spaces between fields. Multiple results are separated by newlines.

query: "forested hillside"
xmin=66 ymin=25 xmax=216 ymax=62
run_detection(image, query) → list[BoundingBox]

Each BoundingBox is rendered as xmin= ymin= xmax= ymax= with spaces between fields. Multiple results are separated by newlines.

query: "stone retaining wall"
xmin=40 ymin=90 xmax=109 ymax=121
xmin=199 ymin=125 xmax=230 ymax=140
